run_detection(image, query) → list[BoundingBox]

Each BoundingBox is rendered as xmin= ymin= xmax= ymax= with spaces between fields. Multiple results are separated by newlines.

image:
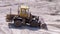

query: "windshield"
xmin=21 ymin=9 xmax=29 ymax=14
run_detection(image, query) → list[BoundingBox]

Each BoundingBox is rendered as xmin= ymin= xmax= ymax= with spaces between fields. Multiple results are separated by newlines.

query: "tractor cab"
xmin=20 ymin=5 xmax=30 ymax=18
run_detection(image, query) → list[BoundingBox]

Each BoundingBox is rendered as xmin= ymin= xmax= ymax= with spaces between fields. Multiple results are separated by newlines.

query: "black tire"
xmin=30 ymin=21 xmax=39 ymax=27
xmin=14 ymin=19 xmax=22 ymax=27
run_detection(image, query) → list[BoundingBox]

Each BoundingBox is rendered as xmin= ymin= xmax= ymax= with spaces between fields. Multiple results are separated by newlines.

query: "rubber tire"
xmin=14 ymin=20 xmax=22 ymax=27
xmin=30 ymin=21 xmax=39 ymax=27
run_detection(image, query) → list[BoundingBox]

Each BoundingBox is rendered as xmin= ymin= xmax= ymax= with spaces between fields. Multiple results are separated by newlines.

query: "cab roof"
xmin=21 ymin=5 xmax=29 ymax=9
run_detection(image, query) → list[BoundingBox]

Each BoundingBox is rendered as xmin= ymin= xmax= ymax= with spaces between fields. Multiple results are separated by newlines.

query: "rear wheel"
xmin=14 ymin=19 xmax=22 ymax=27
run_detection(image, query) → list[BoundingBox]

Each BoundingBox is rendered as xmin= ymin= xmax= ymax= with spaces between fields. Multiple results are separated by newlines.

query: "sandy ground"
xmin=0 ymin=0 xmax=60 ymax=34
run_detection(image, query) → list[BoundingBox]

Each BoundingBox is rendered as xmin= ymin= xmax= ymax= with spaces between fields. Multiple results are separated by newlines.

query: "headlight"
xmin=32 ymin=18 xmax=36 ymax=20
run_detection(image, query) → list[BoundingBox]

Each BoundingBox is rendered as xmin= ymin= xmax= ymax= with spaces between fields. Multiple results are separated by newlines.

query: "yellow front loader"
xmin=6 ymin=5 xmax=45 ymax=28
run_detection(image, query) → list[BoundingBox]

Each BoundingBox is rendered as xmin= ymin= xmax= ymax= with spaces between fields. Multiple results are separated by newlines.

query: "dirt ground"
xmin=0 ymin=0 xmax=60 ymax=34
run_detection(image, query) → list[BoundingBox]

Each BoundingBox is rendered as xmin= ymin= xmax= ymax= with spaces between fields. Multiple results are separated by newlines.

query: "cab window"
xmin=21 ymin=9 xmax=26 ymax=14
xmin=21 ymin=9 xmax=29 ymax=14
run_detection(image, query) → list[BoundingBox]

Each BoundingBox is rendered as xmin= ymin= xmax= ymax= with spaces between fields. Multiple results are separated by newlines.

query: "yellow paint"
xmin=21 ymin=5 xmax=29 ymax=9
xmin=19 ymin=5 xmax=29 ymax=18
